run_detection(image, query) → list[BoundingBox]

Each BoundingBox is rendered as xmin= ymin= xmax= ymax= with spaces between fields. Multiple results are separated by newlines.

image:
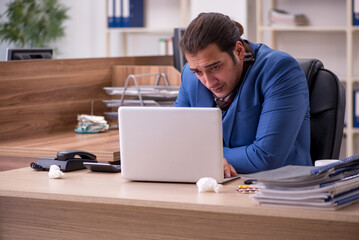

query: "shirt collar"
xmin=214 ymin=40 xmax=255 ymax=111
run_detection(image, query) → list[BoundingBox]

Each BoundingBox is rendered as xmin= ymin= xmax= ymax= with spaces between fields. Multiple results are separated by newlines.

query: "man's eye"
xmin=211 ymin=65 xmax=220 ymax=71
xmin=194 ymin=71 xmax=203 ymax=76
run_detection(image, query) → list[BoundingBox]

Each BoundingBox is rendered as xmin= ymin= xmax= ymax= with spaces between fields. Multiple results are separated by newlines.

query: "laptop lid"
xmin=118 ymin=107 xmax=225 ymax=183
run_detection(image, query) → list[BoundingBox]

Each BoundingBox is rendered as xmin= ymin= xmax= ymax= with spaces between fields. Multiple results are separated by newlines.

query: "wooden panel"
xmin=0 ymin=130 xmax=120 ymax=166
xmin=0 ymin=69 xmax=109 ymax=107
xmin=0 ymin=156 xmax=33 ymax=171
xmin=0 ymin=56 xmax=173 ymax=79
xmin=2 ymin=196 xmax=358 ymax=240
xmin=0 ymin=100 xmax=104 ymax=140
xmin=134 ymin=55 xmax=174 ymax=66
xmin=112 ymin=65 xmax=181 ymax=87
xmin=0 ymin=56 xmax=173 ymax=142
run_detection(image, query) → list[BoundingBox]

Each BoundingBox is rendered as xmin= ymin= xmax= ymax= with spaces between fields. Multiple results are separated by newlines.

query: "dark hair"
xmin=179 ymin=12 xmax=244 ymax=61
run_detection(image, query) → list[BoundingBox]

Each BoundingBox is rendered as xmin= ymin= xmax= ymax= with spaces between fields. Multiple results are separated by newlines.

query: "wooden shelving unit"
xmin=256 ymin=0 xmax=359 ymax=158
xmin=105 ymin=0 xmax=190 ymax=57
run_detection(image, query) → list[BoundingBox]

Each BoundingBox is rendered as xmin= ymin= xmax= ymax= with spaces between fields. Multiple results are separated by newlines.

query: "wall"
xmin=117 ymin=0 xmax=183 ymax=57
xmin=260 ymin=0 xmax=349 ymax=77
xmin=0 ymin=0 xmax=13 ymax=61
xmin=53 ymin=0 xmax=106 ymax=59
xmin=190 ymin=0 xmax=250 ymax=39
xmin=0 ymin=0 xmax=106 ymax=60
xmin=0 ymin=0 xmax=250 ymax=60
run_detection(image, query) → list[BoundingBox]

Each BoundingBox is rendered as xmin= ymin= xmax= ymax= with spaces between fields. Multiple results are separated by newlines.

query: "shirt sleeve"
xmin=224 ymin=57 xmax=310 ymax=173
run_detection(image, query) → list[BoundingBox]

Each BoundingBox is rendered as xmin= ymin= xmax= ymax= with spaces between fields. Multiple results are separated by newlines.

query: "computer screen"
xmin=172 ymin=28 xmax=187 ymax=72
xmin=6 ymin=48 xmax=53 ymax=61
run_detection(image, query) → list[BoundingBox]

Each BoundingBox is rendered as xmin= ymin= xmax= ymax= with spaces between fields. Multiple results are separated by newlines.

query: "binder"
xmin=107 ymin=0 xmax=116 ymax=28
xmin=243 ymin=155 xmax=359 ymax=210
xmin=354 ymin=0 xmax=359 ymax=25
xmin=115 ymin=0 xmax=123 ymax=27
xmin=242 ymin=154 xmax=359 ymax=186
xmin=354 ymin=89 xmax=359 ymax=127
xmin=129 ymin=0 xmax=144 ymax=27
xmin=110 ymin=0 xmax=143 ymax=28
xmin=122 ymin=0 xmax=130 ymax=27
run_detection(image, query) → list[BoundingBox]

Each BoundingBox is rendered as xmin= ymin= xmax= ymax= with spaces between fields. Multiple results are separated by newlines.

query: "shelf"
xmin=105 ymin=0 xmax=190 ymax=57
xmin=259 ymin=25 xmax=347 ymax=32
xmin=256 ymin=0 xmax=358 ymax=157
xmin=337 ymin=77 xmax=359 ymax=83
xmin=344 ymin=128 xmax=359 ymax=134
xmin=106 ymin=27 xmax=173 ymax=34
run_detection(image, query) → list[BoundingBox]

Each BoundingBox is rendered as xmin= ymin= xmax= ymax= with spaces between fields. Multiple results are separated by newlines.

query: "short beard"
xmin=227 ymin=50 xmax=238 ymax=65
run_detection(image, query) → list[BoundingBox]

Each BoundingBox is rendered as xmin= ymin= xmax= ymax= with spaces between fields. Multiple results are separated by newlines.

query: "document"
xmin=245 ymin=155 xmax=359 ymax=210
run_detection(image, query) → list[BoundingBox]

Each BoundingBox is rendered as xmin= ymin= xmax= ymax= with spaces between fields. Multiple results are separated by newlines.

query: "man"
xmin=174 ymin=12 xmax=312 ymax=177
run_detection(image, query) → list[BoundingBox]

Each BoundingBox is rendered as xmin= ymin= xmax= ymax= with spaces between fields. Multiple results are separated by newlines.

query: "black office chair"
xmin=297 ymin=59 xmax=346 ymax=164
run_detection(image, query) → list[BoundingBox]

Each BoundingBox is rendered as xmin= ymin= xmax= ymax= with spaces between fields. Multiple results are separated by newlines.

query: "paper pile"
xmin=244 ymin=155 xmax=359 ymax=210
xmin=75 ymin=114 xmax=109 ymax=133
xmin=268 ymin=9 xmax=308 ymax=26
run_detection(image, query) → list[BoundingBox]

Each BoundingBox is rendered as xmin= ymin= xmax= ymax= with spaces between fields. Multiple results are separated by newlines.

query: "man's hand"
xmin=223 ymin=158 xmax=237 ymax=178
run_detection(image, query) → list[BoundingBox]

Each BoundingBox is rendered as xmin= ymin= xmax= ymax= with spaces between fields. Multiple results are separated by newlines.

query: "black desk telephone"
xmin=31 ymin=150 xmax=98 ymax=172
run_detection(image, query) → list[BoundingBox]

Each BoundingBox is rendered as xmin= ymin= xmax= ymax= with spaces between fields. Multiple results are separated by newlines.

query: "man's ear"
xmin=234 ymin=41 xmax=245 ymax=60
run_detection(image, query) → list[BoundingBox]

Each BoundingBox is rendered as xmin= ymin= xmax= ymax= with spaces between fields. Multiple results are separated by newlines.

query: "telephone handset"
xmin=56 ymin=150 xmax=96 ymax=161
xmin=31 ymin=150 xmax=98 ymax=172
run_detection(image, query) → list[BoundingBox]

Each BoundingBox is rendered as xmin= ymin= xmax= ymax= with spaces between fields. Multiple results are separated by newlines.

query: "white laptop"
xmin=118 ymin=107 xmax=238 ymax=183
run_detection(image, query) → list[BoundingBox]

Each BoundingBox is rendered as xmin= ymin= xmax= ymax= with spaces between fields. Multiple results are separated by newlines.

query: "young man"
xmin=174 ymin=12 xmax=312 ymax=177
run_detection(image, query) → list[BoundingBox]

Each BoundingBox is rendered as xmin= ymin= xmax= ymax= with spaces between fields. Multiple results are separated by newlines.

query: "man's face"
xmin=185 ymin=41 xmax=245 ymax=98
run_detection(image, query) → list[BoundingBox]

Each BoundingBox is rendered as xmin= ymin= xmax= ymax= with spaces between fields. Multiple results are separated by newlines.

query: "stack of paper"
xmin=268 ymin=9 xmax=308 ymax=26
xmin=75 ymin=114 xmax=109 ymax=134
xmin=243 ymin=155 xmax=359 ymax=210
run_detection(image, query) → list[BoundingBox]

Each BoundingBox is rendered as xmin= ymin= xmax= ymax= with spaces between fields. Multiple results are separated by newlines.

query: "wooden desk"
xmin=0 ymin=56 xmax=180 ymax=170
xmin=0 ymin=130 xmax=120 ymax=171
xmin=0 ymin=168 xmax=358 ymax=240
xmin=0 ymin=56 xmax=178 ymax=142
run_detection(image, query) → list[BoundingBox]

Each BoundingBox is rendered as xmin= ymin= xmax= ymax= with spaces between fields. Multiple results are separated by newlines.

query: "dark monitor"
xmin=172 ymin=28 xmax=187 ymax=72
xmin=6 ymin=48 xmax=53 ymax=61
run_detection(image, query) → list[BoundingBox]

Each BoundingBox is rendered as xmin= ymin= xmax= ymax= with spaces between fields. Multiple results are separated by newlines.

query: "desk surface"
xmin=1 ymin=168 xmax=359 ymax=240
xmin=0 ymin=130 xmax=120 ymax=170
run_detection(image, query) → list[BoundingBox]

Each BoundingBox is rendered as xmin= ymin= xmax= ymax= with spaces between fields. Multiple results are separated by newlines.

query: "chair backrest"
xmin=297 ymin=59 xmax=346 ymax=163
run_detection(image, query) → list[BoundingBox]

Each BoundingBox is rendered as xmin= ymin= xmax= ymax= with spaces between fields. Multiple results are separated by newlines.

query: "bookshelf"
xmin=256 ymin=0 xmax=359 ymax=158
xmin=105 ymin=0 xmax=190 ymax=57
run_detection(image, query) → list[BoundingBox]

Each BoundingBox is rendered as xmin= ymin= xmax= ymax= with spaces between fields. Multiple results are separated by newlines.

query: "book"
xmin=167 ymin=37 xmax=173 ymax=55
xmin=114 ymin=0 xmax=123 ymax=27
xmin=107 ymin=0 xmax=116 ymax=28
xmin=122 ymin=0 xmax=130 ymax=27
xmin=354 ymin=89 xmax=359 ymax=127
xmin=108 ymin=0 xmax=143 ymax=28
xmin=268 ymin=9 xmax=308 ymax=26
xmin=158 ymin=38 xmax=167 ymax=55
xmin=129 ymin=0 xmax=144 ymax=27
xmin=354 ymin=0 xmax=359 ymax=26
xmin=251 ymin=190 xmax=359 ymax=210
xmin=243 ymin=155 xmax=359 ymax=210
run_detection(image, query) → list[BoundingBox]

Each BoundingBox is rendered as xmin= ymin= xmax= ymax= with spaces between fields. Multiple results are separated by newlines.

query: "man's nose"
xmin=203 ymin=73 xmax=216 ymax=88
